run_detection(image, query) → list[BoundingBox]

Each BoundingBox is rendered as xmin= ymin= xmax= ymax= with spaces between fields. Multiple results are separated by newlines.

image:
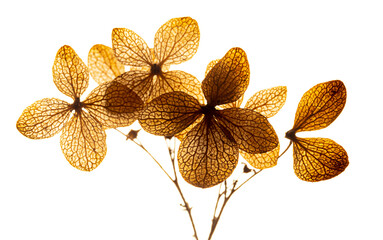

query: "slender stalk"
xmin=116 ymin=128 xmax=198 ymax=240
xmin=208 ymin=170 xmax=261 ymax=240
xmin=165 ymin=137 xmax=199 ymax=240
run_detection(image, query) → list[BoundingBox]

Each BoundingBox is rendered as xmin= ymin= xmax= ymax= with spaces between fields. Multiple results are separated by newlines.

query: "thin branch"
xmin=165 ymin=137 xmax=199 ymax=240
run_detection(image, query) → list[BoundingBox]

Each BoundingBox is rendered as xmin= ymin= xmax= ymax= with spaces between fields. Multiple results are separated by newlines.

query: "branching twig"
xmin=116 ymin=128 xmax=199 ymax=240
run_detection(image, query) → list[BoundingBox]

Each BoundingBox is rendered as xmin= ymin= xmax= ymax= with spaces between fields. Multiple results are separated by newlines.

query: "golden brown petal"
xmin=60 ymin=112 xmax=107 ymax=171
xmin=112 ymin=28 xmax=152 ymax=67
xmin=216 ymin=108 xmax=278 ymax=154
xmin=293 ymin=80 xmax=347 ymax=132
xmin=205 ymin=59 xmax=220 ymax=77
xmin=113 ymin=70 xmax=153 ymax=102
xmin=16 ymin=98 xmax=71 ymax=139
xmin=241 ymin=143 xmax=280 ymax=169
xmin=178 ymin=117 xmax=239 ymax=188
xmin=202 ymin=48 xmax=250 ymax=106
xmin=293 ymin=137 xmax=349 ymax=182
xmin=245 ymin=86 xmax=287 ymax=118
xmin=139 ymin=91 xmax=202 ymax=136
xmin=175 ymin=114 xmax=203 ymax=141
xmin=151 ymin=70 xmax=205 ymax=104
xmin=83 ymin=81 xmax=144 ymax=128
xmin=154 ymin=17 xmax=200 ymax=65
xmin=88 ymin=44 xmax=125 ymax=84
xmin=52 ymin=45 xmax=89 ymax=99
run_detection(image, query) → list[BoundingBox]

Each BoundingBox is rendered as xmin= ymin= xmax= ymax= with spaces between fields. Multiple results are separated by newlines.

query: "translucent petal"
xmin=217 ymin=108 xmax=279 ymax=154
xmin=204 ymin=59 xmax=220 ymax=77
xmin=152 ymin=70 xmax=205 ymax=104
xmin=139 ymin=91 xmax=202 ymax=136
xmin=112 ymin=28 xmax=152 ymax=67
xmin=293 ymin=80 xmax=346 ymax=132
xmin=178 ymin=117 xmax=239 ymax=188
xmin=113 ymin=70 xmax=153 ymax=102
xmin=202 ymin=48 xmax=250 ymax=106
xmin=241 ymin=143 xmax=280 ymax=169
xmin=175 ymin=114 xmax=203 ymax=141
xmin=205 ymin=59 xmax=244 ymax=108
xmin=88 ymin=44 xmax=125 ymax=84
xmin=52 ymin=45 xmax=89 ymax=99
xmin=83 ymin=81 xmax=144 ymax=128
xmin=293 ymin=137 xmax=349 ymax=182
xmin=154 ymin=17 xmax=200 ymax=65
xmin=245 ymin=86 xmax=287 ymax=118
xmin=16 ymin=98 xmax=71 ymax=139
xmin=60 ymin=112 xmax=107 ymax=171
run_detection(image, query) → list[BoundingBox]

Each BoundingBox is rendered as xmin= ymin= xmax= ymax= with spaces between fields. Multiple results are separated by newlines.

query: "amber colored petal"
xmin=52 ymin=45 xmax=89 ymax=99
xmin=60 ymin=112 xmax=107 ymax=171
xmin=16 ymin=98 xmax=71 ymax=139
xmin=83 ymin=81 xmax=144 ymax=128
xmin=88 ymin=44 xmax=125 ymax=84
xmin=202 ymin=48 xmax=250 ymax=106
xmin=293 ymin=80 xmax=346 ymax=132
xmin=113 ymin=70 xmax=153 ymax=102
xmin=245 ymin=86 xmax=287 ymax=118
xmin=112 ymin=28 xmax=152 ymax=67
xmin=293 ymin=137 xmax=348 ymax=182
xmin=154 ymin=17 xmax=200 ymax=65
xmin=178 ymin=117 xmax=239 ymax=188
xmin=216 ymin=108 xmax=278 ymax=154
xmin=152 ymin=70 xmax=205 ymax=104
xmin=175 ymin=114 xmax=203 ymax=141
xmin=205 ymin=59 xmax=220 ymax=77
xmin=210 ymin=54 xmax=242 ymax=108
xmin=139 ymin=91 xmax=202 ymax=136
xmin=241 ymin=143 xmax=280 ymax=169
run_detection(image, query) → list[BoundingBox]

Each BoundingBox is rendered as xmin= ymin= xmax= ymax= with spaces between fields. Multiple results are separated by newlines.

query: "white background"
xmin=1 ymin=0 xmax=382 ymax=239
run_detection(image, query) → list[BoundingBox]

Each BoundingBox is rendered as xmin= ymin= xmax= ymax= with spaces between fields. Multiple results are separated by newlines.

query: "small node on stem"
xmin=127 ymin=129 xmax=141 ymax=141
xmin=243 ymin=164 xmax=252 ymax=173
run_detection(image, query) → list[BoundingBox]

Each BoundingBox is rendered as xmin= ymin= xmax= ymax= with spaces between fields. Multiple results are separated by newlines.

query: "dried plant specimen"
xmin=240 ymin=86 xmax=287 ymax=169
xmin=111 ymin=17 xmax=204 ymax=103
xmin=88 ymin=44 xmax=125 ymax=84
xmin=139 ymin=48 xmax=278 ymax=188
xmin=285 ymin=80 xmax=348 ymax=181
xmin=17 ymin=45 xmax=143 ymax=171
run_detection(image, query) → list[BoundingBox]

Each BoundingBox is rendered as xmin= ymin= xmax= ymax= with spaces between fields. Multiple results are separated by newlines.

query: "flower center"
xmin=285 ymin=129 xmax=297 ymax=141
xmin=151 ymin=63 xmax=162 ymax=75
xmin=72 ymin=97 xmax=83 ymax=114
xmin=200 ymin=104 xmax=216 ymax=116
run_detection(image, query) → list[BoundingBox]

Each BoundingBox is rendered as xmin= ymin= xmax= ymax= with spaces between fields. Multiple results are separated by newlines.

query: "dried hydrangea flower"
xmin=139 ymin=48 xmax=278 ymax=188
xmin=16 ymin=45 xmax=143 ymax=171
xmin=88 ymin=44 xmax=125 ymax=84
xmin=111 ymin=17 xmax=203 ymax=103
xmin=285 ymin=80 xmax=348 ymax=181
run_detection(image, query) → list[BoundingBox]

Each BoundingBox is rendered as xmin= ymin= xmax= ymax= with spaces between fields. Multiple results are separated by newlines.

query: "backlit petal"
xmin=152 ymin=70 xmax=205 ymax=104
xmin=178 ymin=117 xmax=239 ymax=188
xmin=139 ymin=91 xmax=202 ymax=136
xmin=154 ymin=17 xmax=199 ymax=65
xmin=112 ymin=28 xmax=152 ymax=67
xmin=293 ymin=80 xmax=346 ymax=132
xmin=60 ymin=112 xmax=107 ymax=171
xmin=16 ymin=98 xmax=71 ymax=139
xmin=293 ymin=137 xmax=349 ymax=182
xmin=245 ymin=86 xmax=287 ymax=118
xmin=88 ymin=44 xmax=125 ymax=84
xmin=52 ymin=45 xmax=89 ymax=99
xmin=113 ymin=70 xmax=153 ymax=102
xmin=241 ymin=143 xmax=280 ymax=169
xmin=83 ymin=81 xmax=144 ymax=128
xmin=202 ymin=48 xmax=249 ymax=106
xmin=217 ymin=108 xmax=278 ymax=154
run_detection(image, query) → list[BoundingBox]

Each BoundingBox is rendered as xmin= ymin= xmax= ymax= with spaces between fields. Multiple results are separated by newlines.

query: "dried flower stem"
xmin=208 ymin=169 xmax=262 ymax=240
xmin=116 ymin=129 xmax=199 ymax=239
